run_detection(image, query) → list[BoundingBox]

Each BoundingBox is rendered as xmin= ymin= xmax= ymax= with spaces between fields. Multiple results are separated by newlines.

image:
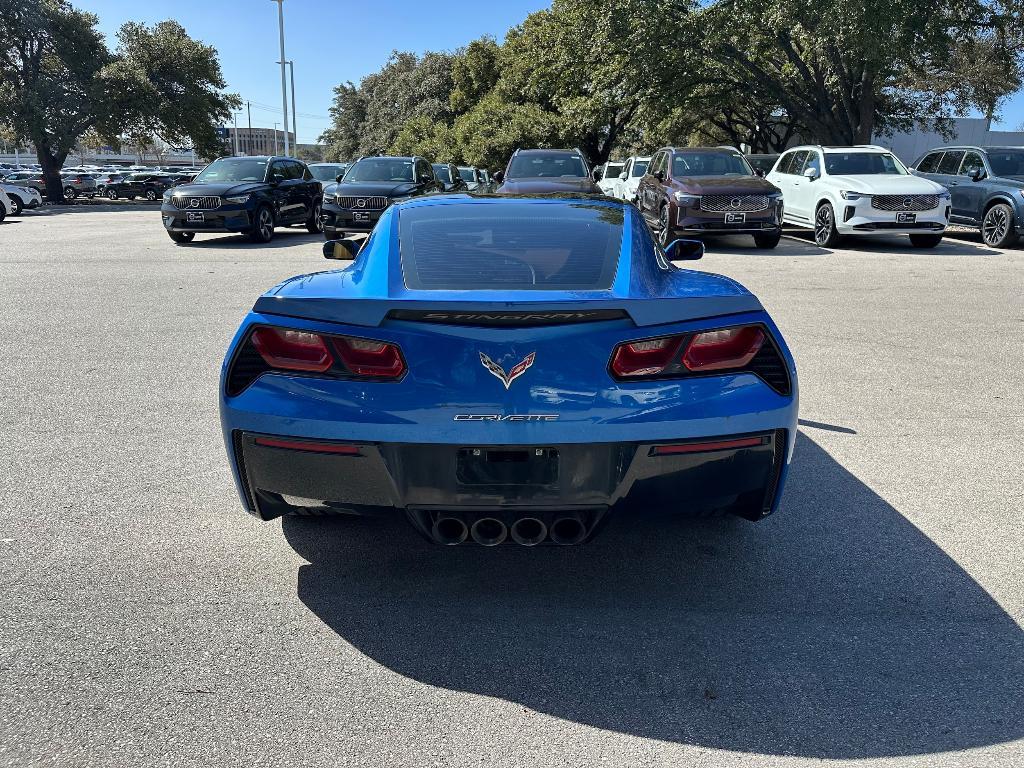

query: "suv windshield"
xmin=508 ymin=153 xmax=587 ymax=179
xmin=432 ymin=165 xmax=453 ymax=184
xmin=987 ymin=150 xmax=1024 ymax=177
xmin=671 ymin=152 xmax=752 ymax=177
xmin=605 ymin=163 xmax=624 ymax=177
xmin=344 ymin=158 xmax=414 ymax=182
xmin=824 ymin=152 xmax=907 ymax=175
xmin=458 ymin=167 xmax=476 ymax=182
xmin=194 ymin=158 xmax=268 ymax=183
xmin=631 ymin=160 xmax=648 ymax=177
xmin=309 ymin=164 xmax=346 ymax=182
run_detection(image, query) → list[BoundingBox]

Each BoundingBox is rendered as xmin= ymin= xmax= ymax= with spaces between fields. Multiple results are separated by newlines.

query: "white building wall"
xmin=874 ymin=118 xmax=1024 ymax=163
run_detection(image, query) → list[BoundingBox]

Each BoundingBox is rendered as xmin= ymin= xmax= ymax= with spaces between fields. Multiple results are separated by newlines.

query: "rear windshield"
xmin=507 ymin=153 xmax=587 ymax=179
xmin=399 ymin=203 xmax=622 ymax=291
xmin=458 ymin=167 xmax=476 ymax=182
xmin=309 ymin=164 xmax=346 ymax=181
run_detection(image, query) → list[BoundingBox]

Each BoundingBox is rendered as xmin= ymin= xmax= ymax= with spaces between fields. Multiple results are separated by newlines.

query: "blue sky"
xmin=77 ymin=0 xmax=1024 ymax=143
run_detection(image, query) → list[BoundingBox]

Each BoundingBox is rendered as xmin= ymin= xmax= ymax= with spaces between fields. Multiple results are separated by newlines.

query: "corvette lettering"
xmin=453 ymin=414 xmax=559 ymax=422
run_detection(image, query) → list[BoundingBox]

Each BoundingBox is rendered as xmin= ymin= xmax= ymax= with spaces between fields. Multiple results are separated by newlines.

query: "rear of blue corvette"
xmin=220 ymin=196 xmax=798 ymax=545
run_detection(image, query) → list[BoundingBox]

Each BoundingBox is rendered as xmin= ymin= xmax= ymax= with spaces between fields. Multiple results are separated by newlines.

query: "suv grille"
xmin=335 ymin=196 xmax=390 ymax=211
xmin=700 ymin=195 xmax=769 ymax=212
xmin=171 ymin=196 xmax=221 ymax=210
xmin=871 ymin=194 xmax=939 ymax=211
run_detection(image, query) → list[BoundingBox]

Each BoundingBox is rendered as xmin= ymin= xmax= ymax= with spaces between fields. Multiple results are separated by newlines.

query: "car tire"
xmin=168 ymin=231 xmax=195 ymax=244
xmin=753 ymin=231 xmax=781 ymax=249
xmin=64 ymin=186 xmax=76 ymax=200
xmin=144 ymin=189 xmax=157 ymax=201
xmin=305 ymin=200 xmax=323 ymax=234
xmin=0 ymin=205 xmax=5 ymax=223
xmin=981 ymin=203 xmax=1019 ymax=248
xmin=249 ymin=205 xmax=275 ymax=243
xmin=813 ymin=202 xmax=841 ymax=247
xmin=909 ymin=233 xmax=943 ymax=248
xmin=107 ymin=189 xmax=118 ymax=200
xmin=658 ymin=204 xmax=672 ymax=247
xmin=10 ymin=196 xmax=22 ymax=216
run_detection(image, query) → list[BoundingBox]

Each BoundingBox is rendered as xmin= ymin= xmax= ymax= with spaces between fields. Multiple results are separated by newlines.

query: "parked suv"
xmin=432 ymin=162 xmax=469 ymax=192
xmin=320 ymin=156 xmax=443 ymax=238
xmin=106 ymin=173 xmax=177 ymax=201
xmin=637 ymin=146 xmax=784 ymax=248
xmin=593 ymin=159 xmax=625 ymax=195
xmin=612 ymin=155 xmax=650 ymax=203
xmin=768 ymin=145 xmax=950 ymax=248
xmin=0 ymin=181 xmax=42 ymax=215
xmin=495 ymin=148 xmax=600 ymax=195
xmin=59 ymin=172 xmax=98 ymax=199
xmin=912 ymin=146 xmax=1024 ymax=248
xmin=160 ymin=156 xmax=322 ymax=244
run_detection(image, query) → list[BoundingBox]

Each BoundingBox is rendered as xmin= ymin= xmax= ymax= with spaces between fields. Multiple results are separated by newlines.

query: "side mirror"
xmin=654 ymin=171 xmax=665 ymax=182
xmin=335 ymin=174 xmax=345 ymax=183
xmin=592 ymin=169 xmax=602 ymax=181
xmin=494 ymin=171 xmax=504 ymax=184
xmin=664 ymin=238 xmax=703 ymax=261
xmin=803 ymin=167 xmax=819 ymax=181
xmin=618 ymin=171 xmax=627 ymax=180
xmin=968 ymin=168 xmax=985 ymax=181
xmin=322 ymin=238 xmax=361 ymax=260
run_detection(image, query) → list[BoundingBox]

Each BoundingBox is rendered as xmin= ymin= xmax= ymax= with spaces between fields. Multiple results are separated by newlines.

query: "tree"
xmin=0 ymin=1 xmax=237 ymax=201
xmin=320 ymin=82 xmax=366 ymax=162
xmin=390 ymin=115 xmax=460 ymax=162
xmin=699 ymin=0 xmax=1024 ymax=144
xmin=449 ymin=37 xmax=501 ymax=115
xmin=454 ymin=90 xmax=563 ymax=170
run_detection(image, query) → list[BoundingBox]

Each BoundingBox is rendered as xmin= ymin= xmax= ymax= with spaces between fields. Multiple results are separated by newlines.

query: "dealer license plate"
xmin=353 ymin=211 xmax=370 ymax=223
xmin=724 ymin=212 xmax=746 ymax=224
xmin=185 ymin=211 xmax=204 ymax=223
xmin=896 ymin=212 xmax=917 ymax=224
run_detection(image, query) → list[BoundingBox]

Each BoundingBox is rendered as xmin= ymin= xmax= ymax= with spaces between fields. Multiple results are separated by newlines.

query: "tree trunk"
xmin=854 ymin=70 xmax=876 ymax=144
xmin=36 ymin=145 xmax=68 ymax=203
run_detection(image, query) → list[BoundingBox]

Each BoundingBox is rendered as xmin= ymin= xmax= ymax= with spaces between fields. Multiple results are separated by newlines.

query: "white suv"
xmin=767 ymin=145 xmax=950 ymax=247
xmin=612 ymin=155 xmax=651 ymax=203
xmin=594 ymin=160 xmax=625 ymax=195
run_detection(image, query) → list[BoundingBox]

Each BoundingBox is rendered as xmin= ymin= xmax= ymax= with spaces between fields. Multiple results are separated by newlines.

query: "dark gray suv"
xmin=912 ymin=146 xmax=1024 ymax=247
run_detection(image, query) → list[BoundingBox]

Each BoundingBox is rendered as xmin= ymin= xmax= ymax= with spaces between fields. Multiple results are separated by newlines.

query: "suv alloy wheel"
xmin=250 ymin=205 xmax=275 ymax=243
xmin=981 ymin=203 xmax=1018 ymax=248
xmin=814 ymin=203 xmax=841 ymax=247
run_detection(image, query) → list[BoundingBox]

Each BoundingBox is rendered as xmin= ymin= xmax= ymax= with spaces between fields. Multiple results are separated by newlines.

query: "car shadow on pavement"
xmin=698 ymin=234 xmax=831 ymax=257
xmin=786 ymin=229 xmax=1001 ymax=256
xmin=180 ymin=230 xmax=324 ymax=249
xmin=282 ymin=433 xmax=1024 ymax=759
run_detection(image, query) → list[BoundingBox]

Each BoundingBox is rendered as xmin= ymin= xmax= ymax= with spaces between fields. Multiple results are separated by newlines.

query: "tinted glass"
xmin=308 ymin=164 xmax=346 ymax=181
xmin=747 ymin=156 xmax=778 ymax=173
xmin=960 ymin=152 xmax=985 ymax=176
xmin=825 ymin=152 xmax=907 ymax=175
xmin=937 ymin=151 xmax=965 ymax=175
xmin=344 ymin=158 xmax=415 ymax=182
xmin=605 ymin=163 xmax=624 ymax=177
xmin=432 ymin=164 xmax=453 ymax=183
xmin=630 ymin=160 xmax=649 ymax=177
xmin=671 ymin=152 xmax=752 ymax=177
xmin=915 ymin=153 xmax=942 ymax=173
xmin=776 ymin=152 xmax=795 ymax=174
xmin=507 ymin=153 xmax=587 ymax=179
xmin=457 ymin=167 xmax=476 ymax=182
xmin=399 ymin=202 xmax=623 ymax=291
xmin=804 ymin=152 xmax=822 ymax=175
xmin=987 ymin=150 xmax=1024 ymax=177
xmin=194 ymin=158 xmax=268 ymax=183
xmin=789 ymin=151 xmax=809 ymax=174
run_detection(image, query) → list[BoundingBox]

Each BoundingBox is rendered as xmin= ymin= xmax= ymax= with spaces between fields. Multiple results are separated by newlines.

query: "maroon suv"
xmin=636 ymin=147 xmax=784 ymax=249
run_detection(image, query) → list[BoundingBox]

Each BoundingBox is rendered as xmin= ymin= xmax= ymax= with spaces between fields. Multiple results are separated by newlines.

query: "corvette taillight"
xmin=609 ymin=324 xmax=782 ymax=390
xmin=332 ymin=337 xmax=405 ymax=378
xmin=251 ymin=327 xmax=334 ymax=372
xmin=682 ymin=326 xmax=764 ymax=371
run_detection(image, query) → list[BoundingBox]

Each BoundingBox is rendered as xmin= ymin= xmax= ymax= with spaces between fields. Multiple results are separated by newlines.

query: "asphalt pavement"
xmin=1 ymin=210 xmax=1022 ymax=767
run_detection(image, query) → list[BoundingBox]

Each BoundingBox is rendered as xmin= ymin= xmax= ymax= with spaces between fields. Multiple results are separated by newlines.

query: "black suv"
xmin=161 ymin=156 xmax=322 ymax=244
xmin=321 ymin=156 xmax=443 ymax=238
xmin=106 ymin=173 xmax=177 ymax=201
xmin=912 ymin=146 xmax=1024 ymax=247
xmin=432 ymin=162 xmax=469 ymax=192
xmin=495 ymin=148 xmax=601 ymax=195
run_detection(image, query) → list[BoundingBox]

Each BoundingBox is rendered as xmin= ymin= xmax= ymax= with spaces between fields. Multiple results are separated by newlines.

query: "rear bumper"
xmin=232 ymin=429 xmax=788 ymax=523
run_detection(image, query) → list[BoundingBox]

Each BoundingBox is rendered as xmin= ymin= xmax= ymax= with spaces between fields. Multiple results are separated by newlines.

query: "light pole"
xmin=271 ymin=0 xmax=290 ymax=157
xmin=273 ymin=122 xmax=279 ymax=154
xmin=232 ymin=112 xmax=240 ymax=156
xmin=288 ymin=60 xmax=297 ymax=154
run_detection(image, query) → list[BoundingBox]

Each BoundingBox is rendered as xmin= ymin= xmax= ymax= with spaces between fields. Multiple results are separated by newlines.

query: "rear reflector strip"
xmin=650 ymin=436 xmax=765 ymax=455
xmin=253 ymin=437 xmax=360 ymax=455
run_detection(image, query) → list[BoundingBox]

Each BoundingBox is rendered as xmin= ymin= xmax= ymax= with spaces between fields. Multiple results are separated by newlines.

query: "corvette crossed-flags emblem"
xmin=479 ymin=351 xmax=536 ymax=390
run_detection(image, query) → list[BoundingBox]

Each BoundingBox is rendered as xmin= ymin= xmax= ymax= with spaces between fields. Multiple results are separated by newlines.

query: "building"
xmin=225 ymin=127 xmax=296 ymax=156
xmin=873 ymin=118 xmax=1024 ymax=163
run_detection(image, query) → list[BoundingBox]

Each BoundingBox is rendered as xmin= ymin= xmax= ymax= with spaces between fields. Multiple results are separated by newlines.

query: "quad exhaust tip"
xmin=470 ymin=517 xmax=508 ymax=546
xmin=432 ymin=515 xmax=469 ymax=546
xmin=510 ymin=517 xmax=548 ymax=547
xmin=549 ymin=514 xmax=588 ymax=546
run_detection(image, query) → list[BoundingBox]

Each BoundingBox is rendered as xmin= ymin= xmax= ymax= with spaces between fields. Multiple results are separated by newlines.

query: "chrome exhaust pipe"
xmin=510 ymin=517 xmax=548 ymax=547
xmin=432 ymin=515 xmax=469 ymax=546
xmin=549 ymin=514 xmax=587 ymax=546
xmin=470 ymin=517 xmax=508 ymax=546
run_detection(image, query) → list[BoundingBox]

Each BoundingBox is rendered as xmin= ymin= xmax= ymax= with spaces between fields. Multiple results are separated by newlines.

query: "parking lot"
xmin=1 ymin=209 xmax=1023 ymax=766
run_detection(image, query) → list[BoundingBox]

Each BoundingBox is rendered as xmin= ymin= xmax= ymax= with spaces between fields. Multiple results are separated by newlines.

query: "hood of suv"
xmin=671 ymin=175 xmax=779 ymax=195
xmin=334 ymin=181 xmax=419 ymax=197
xmin=169 ymin=181 xmax=267 ymax=197
xmin=827 ymin=174 xmax=945 ymax=195
xmin=498 ymin=177 xmax=602 ymax=195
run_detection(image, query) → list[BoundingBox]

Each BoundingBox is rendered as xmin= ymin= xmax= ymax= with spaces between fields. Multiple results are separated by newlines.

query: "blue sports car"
xmin=220 ymin=194 xmax=798 ymax=546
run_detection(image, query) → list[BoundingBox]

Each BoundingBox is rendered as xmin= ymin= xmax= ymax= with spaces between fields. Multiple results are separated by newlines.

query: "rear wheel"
xmin=753 ymin=231 xmax=781 ymax=249
xmin=305 ymin=200 xmax=323 ymax=233
xmin=10 ymin=196 xmax=22 ymax=216
xmin=249 ymin=205 xmax=275 ymax=243
xmin=658 ymin=204 xmax=672 ymax=246
xmin=168 ymin=231 xmax=195 ymax=243
xmin=64 ymin=186 xmax=76 ymax=200
xmin=107 ymin=188 xmax=118 ymax=200
xmin=144 ymin=188 xmax=157 ymax=201
xmin=909 ymin=233 xmax=943 ymax=248
xmin=981 ymin=203 xmax=1018 ymax=248
xmin=813 ymin=202 xmax=841 ymax=247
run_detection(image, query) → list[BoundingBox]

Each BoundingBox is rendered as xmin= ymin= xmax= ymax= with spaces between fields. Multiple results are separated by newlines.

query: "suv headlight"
xmin=223 ymin=194 xmax=251 ymax=204
xmin=938 ymin=189 xmax=951 ymax=200
xmin=323 ymin=193 xmax=336 ymax=204
xmin=391 ymin=195 xmax=413 ymax=203
xmin=162 ymin=189 xmax=174 ymax=199
xmin=840 ymin=191 xmax=868 ymax=201
xmin=673 ymin=191 xmax=699 ymax=206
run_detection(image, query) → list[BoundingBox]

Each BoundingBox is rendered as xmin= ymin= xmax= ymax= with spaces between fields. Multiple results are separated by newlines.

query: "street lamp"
xmin=277 ymin=59 xmax=297 ymax=154
xmin=270 ymin=0 xmax=291 ymax=157
xmin=273 ymin=122 xmax=279 ymax=154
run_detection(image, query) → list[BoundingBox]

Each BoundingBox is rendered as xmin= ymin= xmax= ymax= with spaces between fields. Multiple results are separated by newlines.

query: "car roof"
xmin=662 ymin=146 xmax=742 ymax=154
xmin=925 ymin=145 xmax=1024 ymax=152
xmin=515 ymin=148 xmax=581 ymax=155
